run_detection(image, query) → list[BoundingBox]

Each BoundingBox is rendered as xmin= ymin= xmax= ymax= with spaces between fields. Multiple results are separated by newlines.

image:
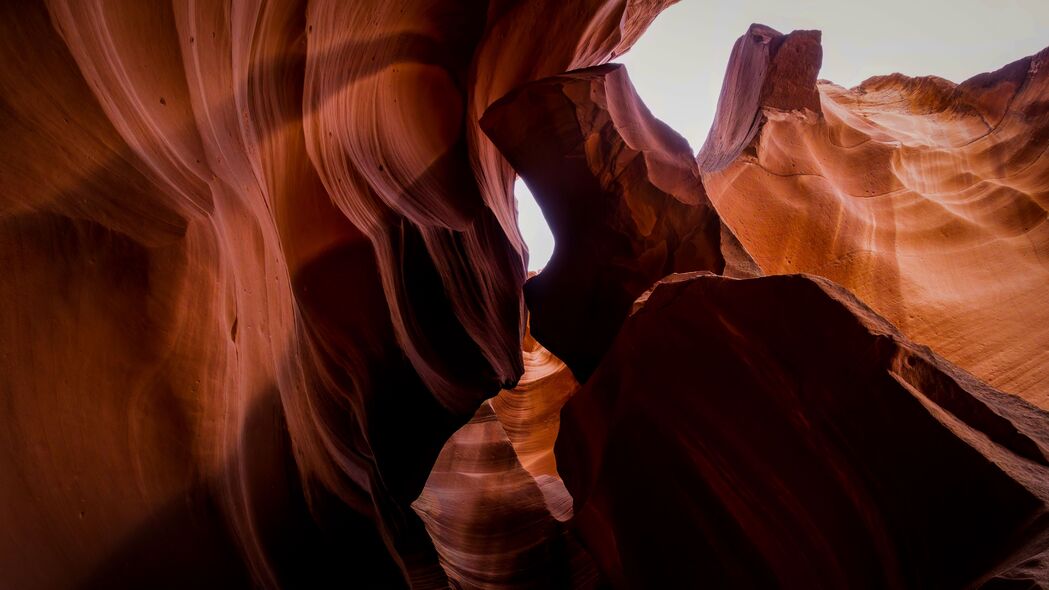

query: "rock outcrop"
xmin=555 ymin=272 xmax=1049 ymax=588
xmin=482 ymin=63 xmax=759 ymax=379
xmin=482 ymin=25 xmax=1049 ymax=589
xmin=702 ymin=24 xmax=1049 ymax=408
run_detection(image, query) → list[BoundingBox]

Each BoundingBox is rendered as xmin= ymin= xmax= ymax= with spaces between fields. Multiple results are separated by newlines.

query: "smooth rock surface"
xmin=0 ymin=1 xmax=669 ymax=587
xmin=556 ymin=272 xmax=1049 ymax=588
xmin=3 ymin=4 xmax=1048 ymax=589
xmin=702 ymin=24 xmax=1049 ymax=407
xmin=483 ymin=63 xmax=758 ymax=379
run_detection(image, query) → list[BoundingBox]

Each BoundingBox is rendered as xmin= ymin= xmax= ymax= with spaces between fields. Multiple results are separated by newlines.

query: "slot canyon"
xmin=1 ymin=1 xmax=1048 ymax=588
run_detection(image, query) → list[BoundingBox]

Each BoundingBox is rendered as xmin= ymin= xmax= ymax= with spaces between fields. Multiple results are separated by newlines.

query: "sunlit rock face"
xmin=412 ymin=328 xmax=597 ymax=590
xmin=701 ymin=24 xmax=1049 ymax=409
xmin=3 ymin=3 xmax=1049 ymax=590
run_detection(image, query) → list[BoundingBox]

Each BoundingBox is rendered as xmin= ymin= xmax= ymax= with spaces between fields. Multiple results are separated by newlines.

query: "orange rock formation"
xmin=0 ymin=1 xmax=669 ymax=587
xmin=701 ymin=24 xmax=1049 ymax=408
xmin=2 ymin=3 xmax=1047 ymax=589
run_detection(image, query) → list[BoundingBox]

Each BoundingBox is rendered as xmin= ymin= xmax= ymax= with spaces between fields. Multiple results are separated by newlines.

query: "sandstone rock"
xmin=413 ymin=401 xmax=599 ymax=590
xmin=0 ymin=1 xmax=669 ymax=587
xmin=4 ymin=3 xmax=1049 ymax=589
xmin=702 ymin=24 xmax=1049 ymax=407
xmin=412 ymin=319 xmax=602 ymax=588
xmin=556 ymin=272 xmax=1049 ymax=588
xmin=483 ymin=63 xmax=758 ymax=379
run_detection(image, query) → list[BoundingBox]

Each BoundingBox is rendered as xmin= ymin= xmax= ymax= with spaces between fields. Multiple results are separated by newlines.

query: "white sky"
xmin=516 ymin=0 xmax=1049 ymax=270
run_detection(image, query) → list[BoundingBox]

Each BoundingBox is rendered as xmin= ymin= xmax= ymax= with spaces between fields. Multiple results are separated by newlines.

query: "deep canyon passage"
xmin=2 ymin=1 xmax=1049 ymax=588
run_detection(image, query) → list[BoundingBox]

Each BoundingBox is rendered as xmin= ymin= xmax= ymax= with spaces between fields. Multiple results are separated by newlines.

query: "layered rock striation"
xmin=701 ymin=24 xmax=1049 ymax=408
xmin=2 ymin=3 xmax=1048 ymax=589
xmin=0 ymin=1 xmax=669 ymax=587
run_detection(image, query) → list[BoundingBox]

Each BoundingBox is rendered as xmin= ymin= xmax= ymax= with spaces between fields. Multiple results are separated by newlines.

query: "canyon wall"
xmin=2 ymin=3 xmax=1048 ymax=589
xmin=0 ymin=1 xmax=669 ymax=587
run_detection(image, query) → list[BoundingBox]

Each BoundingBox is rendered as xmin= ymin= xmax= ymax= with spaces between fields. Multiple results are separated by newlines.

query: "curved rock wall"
xmin=3 ymin=3 xmax=1049 ymax=589
xmin=555 ymin=271 xmax=1049 ymax=588
xmin=702 ymin=24 xmax=1049 ymax=408
xmin=0 ymin=1 xmax=669 ymax=588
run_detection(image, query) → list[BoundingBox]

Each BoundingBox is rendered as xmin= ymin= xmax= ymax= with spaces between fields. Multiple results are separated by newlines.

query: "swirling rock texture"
xmin=700 ymin=24 xmax=1049 ymax=409
xmin=2 ymin=2 xmax=1049 ymax=589
xmin=412 ymin=336 xmax=596 ymax=589
xmin=0 ymin=0 xmax=669 ymax=588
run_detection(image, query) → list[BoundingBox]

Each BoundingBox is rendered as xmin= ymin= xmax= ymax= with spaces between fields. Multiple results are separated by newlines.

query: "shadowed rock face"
xmin=482 ymin=63 xmax=759 ymax=380
xmin=555 ymin=272 xmax=1049 ymax=588
xmin=3 ymin=3 xmax=1049 ymax=589
xmin=477 ymin=23 xmax=1049 ymax=590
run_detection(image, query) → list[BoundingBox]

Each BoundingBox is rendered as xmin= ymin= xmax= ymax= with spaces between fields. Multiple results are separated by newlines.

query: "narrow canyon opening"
xmin=514 ymin=177 xmax=553 ymax=271
xmin=512 ymin=1 xmax=1049 ymax=273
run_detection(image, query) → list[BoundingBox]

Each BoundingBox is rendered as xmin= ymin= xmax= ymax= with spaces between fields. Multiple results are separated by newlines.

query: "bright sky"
xmin=516 ymin=0 xmax=1049 ymax=270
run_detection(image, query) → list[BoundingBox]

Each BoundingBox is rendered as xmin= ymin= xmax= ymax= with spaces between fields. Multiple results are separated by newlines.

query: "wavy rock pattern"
xmin=412 ymin=400 xmax=594 ymax=589
xmin=0 ymin=1 xmax=668 ymax=588
xmin=702 ymin=24 xmax=1049 ymax=407
xmin=412 ymin=321 xmax=591 ymax=589
xmin=4 ymin=2 xmax=1049 ymax=589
